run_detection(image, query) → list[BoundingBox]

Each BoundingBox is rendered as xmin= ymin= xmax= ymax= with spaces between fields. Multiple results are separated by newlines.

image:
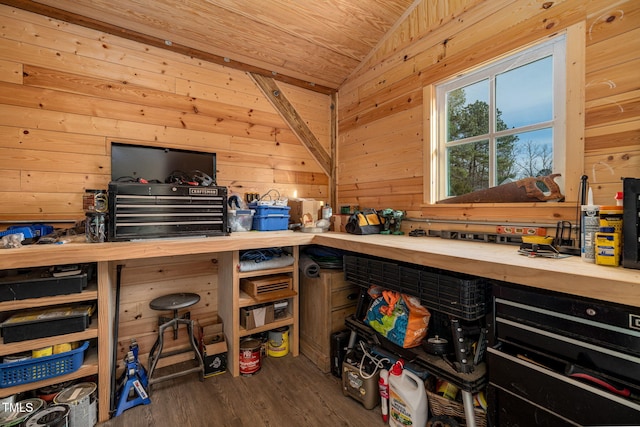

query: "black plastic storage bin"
xmin=0 ymin=266 xmax=89 ymax=302
xmin=0 ymin=304 xmax=95 ymax=343
xmin=419 ymin=269 xmax=487 ymax=320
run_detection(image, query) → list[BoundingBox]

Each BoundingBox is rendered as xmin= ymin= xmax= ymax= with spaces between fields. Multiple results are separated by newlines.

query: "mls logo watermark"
xmin=2 ymin=400 xmax=36 ymax=413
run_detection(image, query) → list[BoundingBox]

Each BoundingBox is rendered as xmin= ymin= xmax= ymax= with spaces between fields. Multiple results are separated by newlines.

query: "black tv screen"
xmin=110 ymin=142 xmax=216 ymax=184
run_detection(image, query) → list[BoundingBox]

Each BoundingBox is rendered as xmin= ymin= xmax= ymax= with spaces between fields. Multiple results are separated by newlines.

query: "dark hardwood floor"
xmin=101 ymin=354 xmax=385 ymax=426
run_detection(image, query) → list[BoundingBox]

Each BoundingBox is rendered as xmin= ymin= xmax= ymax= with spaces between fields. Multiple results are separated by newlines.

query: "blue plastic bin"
xmin=248 ymin=204 xmax=291 ymax=216
xmin=0 ymin=341 xmax=89 ymax=388
xmin=252 ymin=215 xmax=290 ymax=231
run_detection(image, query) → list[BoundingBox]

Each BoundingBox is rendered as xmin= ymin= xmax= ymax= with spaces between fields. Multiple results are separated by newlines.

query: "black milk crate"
xmin=343 ymin=256 xmax=374 ymax=288
xmin=344 ymin=254 xmax=421 ymax=295
xmin=343 ymin=254 xmax=487 ymax=320
xmin=419 ymin=270 xmax=487 ymax=320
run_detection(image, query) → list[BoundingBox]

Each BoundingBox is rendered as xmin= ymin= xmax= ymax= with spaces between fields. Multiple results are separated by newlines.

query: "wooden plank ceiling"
xmin=5 ymin=0 xmax=418 ymax=93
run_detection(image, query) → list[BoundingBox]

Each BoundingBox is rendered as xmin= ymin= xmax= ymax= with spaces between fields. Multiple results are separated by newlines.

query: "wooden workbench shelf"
xmin=218 ymin=247 xmax=300 ymax=377
xmin=0 ymin=232 xmax=637 ymax=422
xmin=239 ymin=317 xmax=295 ymax=338
xmin=0 ymin=347 xmax=98 ymax=398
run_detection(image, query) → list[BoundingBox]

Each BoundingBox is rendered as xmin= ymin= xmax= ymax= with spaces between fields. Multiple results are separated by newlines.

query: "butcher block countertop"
xmin=313 ymin=233 xmax=640 ymax=308
xmin=1 ymin=231 xmax=638 ymax=307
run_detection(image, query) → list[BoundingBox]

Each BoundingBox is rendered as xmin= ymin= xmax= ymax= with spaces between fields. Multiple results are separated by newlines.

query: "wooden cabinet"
xmin=218 ymin=247 xmax=299 ymax=377
xmin=0 ymin=267 xmax=99 ymax=399
xmin=299 ymin=269 xmax=359 ymax=373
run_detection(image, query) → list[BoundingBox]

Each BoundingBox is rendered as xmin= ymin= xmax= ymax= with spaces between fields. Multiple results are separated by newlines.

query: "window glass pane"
xmin=446 ymin=80 xmax=489 ymax=141
xmin=446 ymin=140 xmax=489 ymax=196
xmin=495 ymin=56 xmax=553 ymax=129
xmin=496 ymin=128 xmax=553 ymax=183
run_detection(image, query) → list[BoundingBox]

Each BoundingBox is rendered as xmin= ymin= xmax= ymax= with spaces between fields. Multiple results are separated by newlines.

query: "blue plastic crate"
xmin=248 ymin=204 xmax=291 ymax=217
xmin=0 ymin=341 xmax=89 ymax=388
xmin=252 ymin=215 xmax=290 ymax=231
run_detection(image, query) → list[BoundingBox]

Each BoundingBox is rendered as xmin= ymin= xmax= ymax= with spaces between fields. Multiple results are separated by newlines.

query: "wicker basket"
xmin=427 ymin=390 xmax=487 ymax=427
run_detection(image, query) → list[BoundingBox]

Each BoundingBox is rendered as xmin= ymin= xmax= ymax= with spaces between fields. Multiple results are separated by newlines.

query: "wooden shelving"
xmin=0 ymin=270 xmax=99 ymax=400
xmin=239 ymin=317 xmax=295 ymax=338
xmin=238 ymin=289 xmax=297 ymax=308
xmin=218 ymin=247 xmax=300 ymax=377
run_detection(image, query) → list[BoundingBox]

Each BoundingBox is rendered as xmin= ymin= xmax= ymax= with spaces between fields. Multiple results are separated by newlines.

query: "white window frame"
xmin=432 ymin=35 xmax=567 ymax=202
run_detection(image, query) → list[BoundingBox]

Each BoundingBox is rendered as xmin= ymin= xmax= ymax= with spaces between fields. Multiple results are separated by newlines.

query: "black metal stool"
xmin=147 ymin=292 xmax=204 ymax=392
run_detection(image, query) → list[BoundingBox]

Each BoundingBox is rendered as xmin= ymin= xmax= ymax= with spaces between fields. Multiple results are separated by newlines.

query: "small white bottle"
xmin=322 ymin=203 xmax=332 ymax=220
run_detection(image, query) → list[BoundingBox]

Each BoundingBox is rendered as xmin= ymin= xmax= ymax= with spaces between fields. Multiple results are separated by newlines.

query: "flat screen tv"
xmin=110 ymin=142 xmax=216 ymax=185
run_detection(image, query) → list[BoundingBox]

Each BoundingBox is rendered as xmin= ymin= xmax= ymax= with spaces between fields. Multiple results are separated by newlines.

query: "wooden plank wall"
xmin=0 ymin=5 xmax=331 ymax=227
xmin=337 ymin=0 xmax=639 ymax=230
xmin=0 ymin=5 xmax=331 ymax=365
xmin=114 ymin=254 xmax=219 ymax=364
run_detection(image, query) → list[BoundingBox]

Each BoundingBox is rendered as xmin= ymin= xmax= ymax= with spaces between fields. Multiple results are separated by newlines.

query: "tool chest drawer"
xmin=489 ymin=282 xmax=640 ymax=426
xmin=488 ymin=348 xmax=640 ymax=425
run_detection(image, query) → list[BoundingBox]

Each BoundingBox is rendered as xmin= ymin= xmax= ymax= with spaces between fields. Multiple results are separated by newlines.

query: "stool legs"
xmin=147 ymin=316 xmax=205 ymax=394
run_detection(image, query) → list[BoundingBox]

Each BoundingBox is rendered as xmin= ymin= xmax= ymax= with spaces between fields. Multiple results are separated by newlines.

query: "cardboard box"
xmin=288 ymin=199 xmax=323 ymax=224
xmin=240 ymin=304 xmax=274 ymax=330
xmin=198 ymin=319 xmax=228 ymax=377
xmin=331 ymin=214 xmax=351 ymax=233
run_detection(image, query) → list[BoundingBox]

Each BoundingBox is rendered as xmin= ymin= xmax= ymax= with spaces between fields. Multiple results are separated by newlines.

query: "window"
xmin=433 ymin=36 xmax=566 ymax=201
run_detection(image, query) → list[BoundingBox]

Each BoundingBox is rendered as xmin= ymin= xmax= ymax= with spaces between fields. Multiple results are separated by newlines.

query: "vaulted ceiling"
xmin=5 ymin=0 xmax=419 ymax=93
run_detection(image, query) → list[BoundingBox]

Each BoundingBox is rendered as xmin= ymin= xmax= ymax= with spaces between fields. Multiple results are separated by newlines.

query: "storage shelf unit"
xmin=218 ymin=247 xmax=299 ymax=377
xmin=0 ymin=270 xmax=99 ymax=399
xmin=300 ymin=269 xmax=359 ymax=373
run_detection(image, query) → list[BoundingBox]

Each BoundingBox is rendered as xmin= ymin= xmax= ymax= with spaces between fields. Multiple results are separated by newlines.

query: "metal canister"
xmin=85 ymin=212 xmax=106 ymax=243
xmin=53 ymin=382 xmax=97 ymax=427
xmin=0 ymin=398 xmax=46 ymax=427
xmin=24 ymin=404 xmax=70 ymax=427
xmin=239 ymin=338 xmax=262 ymax=376
xmin=267 ymin=326 xmax=289 ymax=357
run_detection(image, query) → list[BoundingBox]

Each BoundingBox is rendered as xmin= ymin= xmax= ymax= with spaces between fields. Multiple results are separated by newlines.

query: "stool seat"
xmin=150 ymin=292 xmax=200 ymax=311
xmin=147 ymin=292 xmax=204 ymax=393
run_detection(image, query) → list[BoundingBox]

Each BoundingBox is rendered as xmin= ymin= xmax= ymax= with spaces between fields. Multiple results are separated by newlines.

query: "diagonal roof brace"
xmin=249 ymin=72 xmax=332 ymax=177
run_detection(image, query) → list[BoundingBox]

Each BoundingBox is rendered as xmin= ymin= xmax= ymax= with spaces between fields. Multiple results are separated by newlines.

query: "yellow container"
xmin=267 ymin=326 xmax=289 ymax=357
xmin=599 ymin=206 xmax=623 ymax=234
xmin=53 ymin=342 xmax=72 ymax=354
xmin=595 ymin=227 xmax=620 ymax=266
xmin=32 ymin=346 xmax=53 ymax=358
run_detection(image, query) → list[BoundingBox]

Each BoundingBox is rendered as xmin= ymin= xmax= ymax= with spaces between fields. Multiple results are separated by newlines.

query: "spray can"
xmin=581 ymin=188 xmax=599 ymax=263
xmin=379 ymin=368 xmax=389 ymax=423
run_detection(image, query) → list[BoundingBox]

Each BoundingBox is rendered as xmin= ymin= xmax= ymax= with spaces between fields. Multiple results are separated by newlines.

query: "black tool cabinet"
xmin=488 ymin=282 xmax=640 ymax=426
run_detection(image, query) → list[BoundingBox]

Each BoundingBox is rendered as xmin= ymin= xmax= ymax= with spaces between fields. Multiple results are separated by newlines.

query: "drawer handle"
xmin=347 ymin=293 xmax=358 ymax=300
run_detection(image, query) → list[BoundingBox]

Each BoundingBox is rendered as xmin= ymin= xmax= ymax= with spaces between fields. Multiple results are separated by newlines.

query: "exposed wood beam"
xmin=1 ymin=0 xmax=335 ymax=95
xmin=249 ymin=72 xmax=332 ymax=177
xmin=330 ymin=92 xmax=337 ymax=211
